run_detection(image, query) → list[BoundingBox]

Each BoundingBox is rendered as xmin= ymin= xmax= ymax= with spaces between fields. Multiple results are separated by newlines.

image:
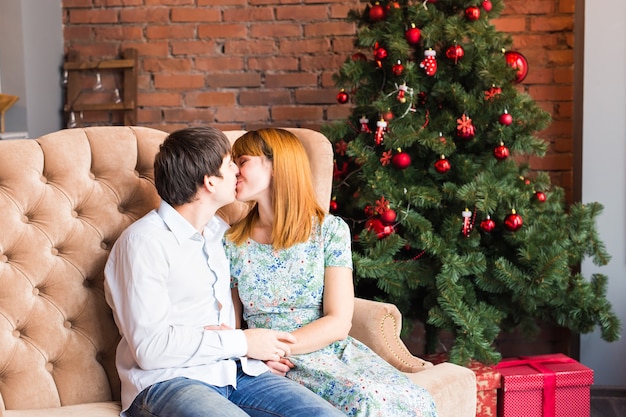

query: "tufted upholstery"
xmin=0 ymin=126 xmax=475 ymax=417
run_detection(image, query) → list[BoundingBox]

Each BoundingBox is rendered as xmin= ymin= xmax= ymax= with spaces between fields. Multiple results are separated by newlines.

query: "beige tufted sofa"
xmin=0 ymin=126 xmax=476 ymax=417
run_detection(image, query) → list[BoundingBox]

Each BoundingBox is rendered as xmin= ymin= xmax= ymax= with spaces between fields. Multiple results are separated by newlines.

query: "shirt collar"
xmin=157 ymin=200 xmax=230 ymax=245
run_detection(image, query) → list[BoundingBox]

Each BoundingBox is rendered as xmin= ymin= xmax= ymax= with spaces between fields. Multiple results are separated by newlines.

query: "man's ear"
xmin=203 ymin=174 xmax=216 ymax=193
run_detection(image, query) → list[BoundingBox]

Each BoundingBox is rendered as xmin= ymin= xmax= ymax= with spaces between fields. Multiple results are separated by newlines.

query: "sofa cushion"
xmin=0 ymin=127 xmax=165 ymax=410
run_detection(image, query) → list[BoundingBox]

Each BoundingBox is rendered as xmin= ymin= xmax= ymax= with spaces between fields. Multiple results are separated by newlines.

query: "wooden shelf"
xmin=64 ymin=49 xmax=138 ymax=126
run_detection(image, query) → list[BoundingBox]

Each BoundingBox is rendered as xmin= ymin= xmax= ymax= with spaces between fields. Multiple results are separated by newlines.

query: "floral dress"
xmin=224 ymin=214 xmax=438 ymax=417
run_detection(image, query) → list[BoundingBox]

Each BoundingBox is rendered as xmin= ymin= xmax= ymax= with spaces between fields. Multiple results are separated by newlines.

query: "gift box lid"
xmin=496 ymin=353 xmax=593 ymax=391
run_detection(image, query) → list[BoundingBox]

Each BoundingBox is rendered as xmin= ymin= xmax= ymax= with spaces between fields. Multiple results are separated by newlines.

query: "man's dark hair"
xmin=154 ymin=126 xmax=231 ymax=205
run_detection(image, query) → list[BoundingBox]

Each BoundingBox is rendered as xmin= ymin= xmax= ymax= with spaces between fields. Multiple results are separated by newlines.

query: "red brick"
xmin=304 ymin=22 xmax=355 ymax=37
xmin=527 ymin=85 xmax=573 ymax=102
xmin=223 ymin=7 xmax=274 ymax=22
xmin=300 ymin=54 xmax=345 ymax=71
xmin=186 ymin=92 xmax=237 ymax=107
xmin=215 ymin=106 xmax=269 ymax=122
xmin=196 ymin=57 xmax=245 ymax=72
xmin=145 ymin=0 xmax=194 ymax=5
xmin=224 ymin=39 xmax=277 ymax=55
xmin=119 ymin=8 xmax=169 ymax=23
xmin=239 ymin=91 xmax=292 ymax=106
xmin=63 ymin=0 xmax=96 ymax=8
xmin=501 ymin=0 xmax=555 ymax=15
xmin=248 ymin=56 xmax=299 ymax=71
xmin=529 ymin=153 xmax=573 ymax=171
xmin=124 ymin=41 xmax=169 ymax=57
xmin=138 ymin=92 xmax=184 ymax=107
xmin=198 ymin=24 xmax=247 ymax=39
xmin=250 ymin=23 xmax=302 ymax=38
xmin=137 ymin=108 xmax=162 ymax=124
xmin=94 ymin=0 xmax=143 ymax=5
xmin=94 ymin=26 xmax=143 ymax=41
xmin=171 ymin=7 xmax=221 ymax=22
xmin=530 ymin=16 xmax=574 ymax=32
xmin=492 ymin=17 xmax=527 ymax=33
xmin=275 ymin=5 xmax=328 ymax=20
xmin=69 ymin=9 xmax=118 ymax=24
xmin=295 ymin=88 xmax=336 ymax=104
xmin=271 ymin=105 xmax=323 ymax=121
xmin=207 ymin=73 xmax=262 ymax=88
xmin=280 ymin=39 xmax=330 ymax=54
xmin=265 ymin=73 xmax=317 ymax=88
xmin=142 ymin=58 xmax=193 ymax=73
xmin=146 ymin=25 xmax=196 ymax=40
xmin=171 ymin=40 xmax=216 ymax=56
xmin=154 ymin=74 xmax=205 ymax=89
xmin=198 ymin=0 xmax=246 ymax=5
xmin=162 ymin=108 xmax=216 ymax=122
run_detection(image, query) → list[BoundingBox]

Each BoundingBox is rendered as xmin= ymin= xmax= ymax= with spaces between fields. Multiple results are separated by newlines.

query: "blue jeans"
xmin=126 ymin=366 xmax=343 ymax=417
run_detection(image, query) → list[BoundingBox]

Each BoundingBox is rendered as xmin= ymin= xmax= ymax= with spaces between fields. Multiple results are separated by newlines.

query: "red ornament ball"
xmin=392 ymin=152 xmax=411 ymax=169
xmin=382 ymin=109 xmax=394 ymax=121
xmin=380 ymin=208 xmax=397 ymax=225
xmin=352 ymin=52 xmax=367 ymax=62
xmin=374 ymin=46 xmax=388 ymax=61
xmin=445 ymin=44 xmax=465 ymax=63
xmin=369 ymin=3 xmax=386 ymax=22
xmin=405 ymin=24 xmax=421 ymax=45
xmin=392 ymin=60 xmax=404 ymax=76
xmin=493 ymin=143 xmax=510 ymax=160
xmin=534 ymin=191 xmax=547 ymax=203
xmin=434 ymin=156 xmax=451 ymax=173
xmin=480 ymin=216 xmax=496 ymax=233
xmin=504 ymin=211 xmax=523 ymax=231
xmin=465 ymin=6 xmax=481 ymax=21
xmin=482 ymin=0 xmax=493 ymax=12
xmin=504 ymin=51 xmax=529 ymax=83
xmin=329 ymin=200 xmax=338 ymax=212
xmin=499 ymin=111 xmax=513 ymax=125
xmin=365 ymin=218 xmax=394 ymax=239
xmin=336 ymin=90 xmax=349 ymax=104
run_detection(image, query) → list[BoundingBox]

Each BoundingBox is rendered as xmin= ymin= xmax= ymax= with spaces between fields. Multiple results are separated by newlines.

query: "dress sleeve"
xmin=323 ymin=214 xmax=353 ymax=269
xmin=223 ymin=238 xmax=240 ymax=288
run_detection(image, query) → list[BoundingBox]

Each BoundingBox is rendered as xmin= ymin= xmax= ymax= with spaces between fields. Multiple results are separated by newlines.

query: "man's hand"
xmin=265 ymin=358 xmax=295 ymax=376
xmin=243 ymin=328 xmax=296 ymax=361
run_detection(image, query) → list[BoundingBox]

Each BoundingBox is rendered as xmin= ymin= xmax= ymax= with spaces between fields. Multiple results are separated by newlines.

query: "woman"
xmin=224 ymin=128 xmax=438 ymax=417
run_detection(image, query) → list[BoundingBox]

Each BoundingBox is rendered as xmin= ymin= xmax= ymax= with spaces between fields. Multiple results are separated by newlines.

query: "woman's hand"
xmin=265 ymin=358 xmax=295 ymax=376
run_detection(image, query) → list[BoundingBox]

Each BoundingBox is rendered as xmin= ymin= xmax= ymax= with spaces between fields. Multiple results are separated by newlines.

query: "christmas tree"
xmin=322 ymin=0 xmax=620 ymax=365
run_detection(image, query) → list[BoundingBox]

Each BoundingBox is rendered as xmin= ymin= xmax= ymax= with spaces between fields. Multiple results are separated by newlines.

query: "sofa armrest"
xmin=349 ymin=297 xmax=433 ymax=373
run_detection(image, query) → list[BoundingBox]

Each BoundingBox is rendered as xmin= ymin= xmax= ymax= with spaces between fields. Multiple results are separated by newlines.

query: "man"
xmin=104 ymin=126 xmax=343 ymax=417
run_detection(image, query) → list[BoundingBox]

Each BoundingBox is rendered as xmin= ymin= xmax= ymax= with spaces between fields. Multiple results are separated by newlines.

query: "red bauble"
xmin=482 ymin=0 xmax=493 ymax=12
xmin=504 ymin=51 xmax=529 ymax=83
xmin=382 ymin=109 xmax=394 ymax=121
xmin=465 ymin=6 xmax=481 ymax=21
xmin=329 ymin=200 xmax=338 ymax=212
xmin=445 ymin=44 xmax=465 ymax=64
xmin=352 ymin=52 xmax=367 ymax=62
xmin=434 ymin=156 xmax=451 ymax=173
xmin=405 ymin=24 xmax=421 ymax=45
xmin=504 ymin=211 xmax=523 ymax=231
xmin=365 ymin=218 xmax=394 ymax=239
xmin=374 ymin=46 xmax=388 ymax=61
xmin=456 ymin=125 xmax=475 ymax=140
xmin=499 ymin=110 xmax=513 ymax=125
xmin=480 ymin=216 xmax=496 ymax=233
xmin=392 ymin=152 xmax=411 ymax=169
xmin=392 ymin=60 xmax=404 ymax=76
xmin=534 ymin=191 xmax=547 ymax=202
xmin=493 ymin=143 xmax=510 ymax=160
xmin=336 ymin=90 xmax=349 ymax=104
xmin=380 ymin=208 xmax=397 ymax=225
xmin=369 ymin=3 xmax=386 ymax=22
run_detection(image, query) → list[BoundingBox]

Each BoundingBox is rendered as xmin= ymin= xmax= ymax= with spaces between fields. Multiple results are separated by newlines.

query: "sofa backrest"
xmin=0 ymin=126 xmax=333 ymax=411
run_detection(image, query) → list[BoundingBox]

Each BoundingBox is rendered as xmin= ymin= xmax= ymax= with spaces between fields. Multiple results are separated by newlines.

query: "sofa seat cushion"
xmin=4 ymin=402 xmax=121 ymax=417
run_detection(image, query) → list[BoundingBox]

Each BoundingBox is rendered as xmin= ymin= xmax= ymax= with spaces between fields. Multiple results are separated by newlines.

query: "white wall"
xmin=0 ymin=0 xmax=64 ymax=137
xmin=580 ymin=0 xmax=626 ymax=386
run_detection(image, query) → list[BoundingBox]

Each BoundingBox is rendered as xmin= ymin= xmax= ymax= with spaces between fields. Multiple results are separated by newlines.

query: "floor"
xmin=591 ymin=387 xmax=626 ymax=417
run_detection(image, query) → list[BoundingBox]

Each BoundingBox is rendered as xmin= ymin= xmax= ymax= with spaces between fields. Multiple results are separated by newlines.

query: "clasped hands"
xmin=204 ymin=324 xmax=295 ymax=376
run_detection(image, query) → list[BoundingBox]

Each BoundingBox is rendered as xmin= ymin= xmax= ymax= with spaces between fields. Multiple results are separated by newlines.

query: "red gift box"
xmin=496 ymin=353 xmax=593 ymax=417
xmin=425 ymin=353 xmax=501 ymax=417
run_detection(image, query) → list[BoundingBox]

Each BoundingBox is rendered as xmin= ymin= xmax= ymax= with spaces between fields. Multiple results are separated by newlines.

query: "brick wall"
xmin=62 ymin=0 xmax=576 ymax=200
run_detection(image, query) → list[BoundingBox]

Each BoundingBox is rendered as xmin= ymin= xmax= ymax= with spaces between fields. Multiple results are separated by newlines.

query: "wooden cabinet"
xmin=63 ymin=49 xmax=137 ymax=127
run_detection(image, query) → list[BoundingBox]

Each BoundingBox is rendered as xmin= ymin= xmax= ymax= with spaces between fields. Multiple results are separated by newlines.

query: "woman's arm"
xmin=231 ymin=287 xmax=243 ymax=329
xmin=288 ymin=266 xmax=354 ymax=355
